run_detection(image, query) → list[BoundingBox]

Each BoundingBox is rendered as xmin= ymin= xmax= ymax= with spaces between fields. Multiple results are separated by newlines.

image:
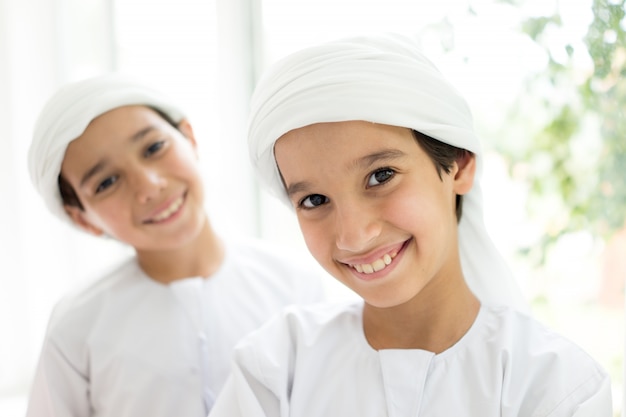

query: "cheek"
xmin=172 ymin=150 xmax=203 ymax=183
xmin=84 ymin=196 xmax=131 ymax=227
xmin=382 ymin=192 xmax=451 ymax=248
xmin=382 ymin=187 xmax=426 ymax=227
xmin=298 ymin=219 xmax=332 ymax=266
xmin=170 ymin=148 xmax=196 ymax=169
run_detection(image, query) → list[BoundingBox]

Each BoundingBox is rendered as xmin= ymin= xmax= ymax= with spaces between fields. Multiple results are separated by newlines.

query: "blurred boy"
xmin=26 ymin=74 xmax=324 ymax=417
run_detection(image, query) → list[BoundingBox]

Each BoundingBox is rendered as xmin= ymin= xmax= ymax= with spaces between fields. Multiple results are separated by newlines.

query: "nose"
xmin=131 ymin=166 xmax=167 ymax=203
xmin=334 ymin=200 xmax=381 ymax=252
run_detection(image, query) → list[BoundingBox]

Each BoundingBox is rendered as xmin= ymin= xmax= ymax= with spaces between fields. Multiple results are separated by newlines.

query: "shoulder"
xmin=227 ymin=301 xmax=361 ymax=393
xmin=481 ymin=305 xmax=610 ymax=415
xmin=45 ymin=256 xmax=141 ymax=339
xmin=282 ymin=301 xmax=363 ymax=342
xmin=222 ymin=236 xmax=327 ymax=300
xmin=35 ymin=256 xmax=142 ymax=373
xmin=483 ymin=305 xmax=600 ymax=366
xmin=234 ymin=301 xmax=362 ymax=357
xmin=225 ymin=236 xmax=317 ymax=270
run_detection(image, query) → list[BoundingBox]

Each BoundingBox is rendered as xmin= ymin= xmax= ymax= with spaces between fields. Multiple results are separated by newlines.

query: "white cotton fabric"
xmin=25 ymin=237 xmax=325 ymax=417
xmin=209 ymin=302 xmax=612 ymax=417
xmin=28 ymin=74 xmax=185 ymax=226
xmin=247 ymin=34 xmax=527 ymax=311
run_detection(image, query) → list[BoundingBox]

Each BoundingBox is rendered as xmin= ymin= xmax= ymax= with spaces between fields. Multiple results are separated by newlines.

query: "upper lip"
xmin=143 ymin=193 xmax=185 ymax=223
xmin=338 ymin=240 xmax=407 ymax=266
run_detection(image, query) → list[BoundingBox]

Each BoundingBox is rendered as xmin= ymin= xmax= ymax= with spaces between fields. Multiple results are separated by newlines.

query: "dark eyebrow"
xmin=284 ymin=149 xmax=406 ymax=199
xmin=79 ymin=126 xmax=157 ymax=187
xmin=80 ymin=160 xmax=107 ymax=188
xmin=131 ymin=125 xmax=157 ymax=142
xmin=285 ymin=181 xmax=313 ymax=199
xmin=356 ymin=149 xmax=407 ymax=169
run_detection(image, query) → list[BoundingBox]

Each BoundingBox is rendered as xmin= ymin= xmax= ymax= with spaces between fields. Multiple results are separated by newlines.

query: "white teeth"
xmin=151 ymin=197 xmax=183 ymax=222
xmin=351 ymin=252 xmax=397 ymax=275
xmin=371 ymin=259 xmax=386 ymax=272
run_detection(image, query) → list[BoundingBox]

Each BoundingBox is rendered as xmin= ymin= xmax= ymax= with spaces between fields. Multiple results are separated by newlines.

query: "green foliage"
xmin=583 ymin=0 xmax=626 ymax=236
xmin=522 ymin=15 xmax=561 ymax=41
xmin=498 ymin=0 xmax=626 ymax=259
xmin=586 ymin=0 xmax=626 ymax=78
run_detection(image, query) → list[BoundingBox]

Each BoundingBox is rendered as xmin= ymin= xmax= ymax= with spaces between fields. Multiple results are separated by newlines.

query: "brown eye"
xmin=301 ymin=194 xmax=328 ymax=209
xmin=96 ymin=176 xmax=118 ymax=194
xmin=368 ymin=168 xmax=395 ymax=187
xmin=144 ymin=141 xmax=164 ymax=157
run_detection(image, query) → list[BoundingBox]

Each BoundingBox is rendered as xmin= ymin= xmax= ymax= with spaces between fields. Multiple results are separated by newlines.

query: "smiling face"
xmin=274 ymin=121 xmax=475 ymax=309
xmin=60 ymin=105 xmax=207 ymax=252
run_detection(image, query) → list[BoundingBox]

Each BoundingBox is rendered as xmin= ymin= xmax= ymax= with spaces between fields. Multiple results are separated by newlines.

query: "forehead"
xmin=273 ymin=121 xmax=423 ymax=195
xmin=83 ymin=105 xmax=165 ymax=134
xmin=60 ymin=106 xmax=166 ymax=177
xmin=275 ymin=121 xmax=414 ymax=163
xmin=67 ymin=105 xmax=165 ymax=149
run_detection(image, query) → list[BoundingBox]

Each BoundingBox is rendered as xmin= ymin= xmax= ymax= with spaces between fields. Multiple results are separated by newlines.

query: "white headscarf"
xmin=248 ymin=34 xmax=527 ymax=310
xmin=28 ymin=74 xmax=185 ymax=226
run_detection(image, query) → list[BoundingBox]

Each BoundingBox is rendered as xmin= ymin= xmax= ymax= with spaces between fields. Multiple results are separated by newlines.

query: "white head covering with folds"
xmin=248 ymin=34 xmax=527 ymax=311
xmin=28 ymin=74 xmax=185 ymax=226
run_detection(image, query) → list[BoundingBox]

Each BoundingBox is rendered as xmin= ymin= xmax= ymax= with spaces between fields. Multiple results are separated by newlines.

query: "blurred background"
xmin=0 ymin=0 xmax=624 ymax=415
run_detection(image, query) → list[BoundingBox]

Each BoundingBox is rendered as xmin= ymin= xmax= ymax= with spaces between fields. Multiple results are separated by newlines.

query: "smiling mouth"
xmin=349 ymin=251 xmax=399 ymax=274
xmin=146 ymin=196 xmax=184 ymax=223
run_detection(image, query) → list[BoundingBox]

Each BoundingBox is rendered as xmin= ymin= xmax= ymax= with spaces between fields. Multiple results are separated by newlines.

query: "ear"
xmin=63 ymin=205 xmax=106 ymax=237
xmin=452 ymin=151 xmax=476 ymax=195
xmin=177 ymin=119 xmax=198 ymax=150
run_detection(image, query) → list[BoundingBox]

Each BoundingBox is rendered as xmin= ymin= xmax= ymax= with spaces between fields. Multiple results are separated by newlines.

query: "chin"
xmin=361 ymin=287 xmax=417 ymax=309
xmin=363 ymin=298 xmax=407 ymax=310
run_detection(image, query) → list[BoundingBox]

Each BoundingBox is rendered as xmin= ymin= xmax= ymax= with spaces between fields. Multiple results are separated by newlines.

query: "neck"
xmin=136 ymin=216 xmax=224 ymax=284
xmin=362 ymin=273 xmax=480 ymax=353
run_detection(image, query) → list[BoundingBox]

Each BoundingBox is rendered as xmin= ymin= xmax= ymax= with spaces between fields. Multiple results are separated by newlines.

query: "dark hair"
xmin=411 ymin=130 xmax=469 ymax=221
xmin=58 ymin=106 xmax=180 ymax=209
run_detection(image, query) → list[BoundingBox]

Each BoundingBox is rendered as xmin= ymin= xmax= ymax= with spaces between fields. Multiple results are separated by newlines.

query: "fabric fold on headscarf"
xmin=28 ymin=74 xmax=185 ymax=226
xmin=248 ymin=33 xmax=528 ymax=311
